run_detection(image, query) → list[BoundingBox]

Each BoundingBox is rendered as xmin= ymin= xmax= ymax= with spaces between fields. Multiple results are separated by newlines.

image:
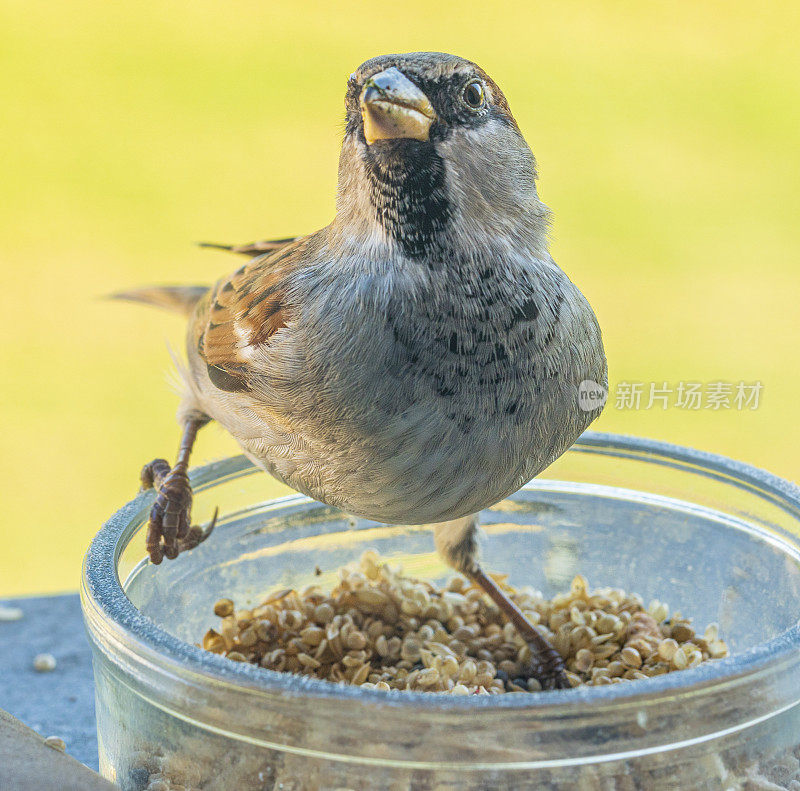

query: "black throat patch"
xmin=362 ymin=139 xmax=451 ymax=259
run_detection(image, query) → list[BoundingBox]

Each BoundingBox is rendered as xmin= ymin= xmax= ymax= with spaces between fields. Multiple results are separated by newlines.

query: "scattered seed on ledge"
xmin=44 ymin=736 xmax=66 ymax=752
xmin=201 ymin=551 xmax=729 ymax=694
xmin=33 ymin=653 xmax=57 ymax=672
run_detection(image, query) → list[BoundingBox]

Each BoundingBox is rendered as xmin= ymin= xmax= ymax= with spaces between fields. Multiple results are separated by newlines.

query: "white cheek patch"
xmin=464 ymin=116 xmax=503 ymax=139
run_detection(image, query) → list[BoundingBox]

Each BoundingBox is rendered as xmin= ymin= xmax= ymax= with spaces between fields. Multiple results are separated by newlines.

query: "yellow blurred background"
xmin=1 ymin=0 xmax=798 ymax=596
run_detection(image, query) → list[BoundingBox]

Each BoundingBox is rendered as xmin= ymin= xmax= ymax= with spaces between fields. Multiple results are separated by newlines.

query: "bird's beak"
xmin=360 ymin=67 xmax=436 ymax=145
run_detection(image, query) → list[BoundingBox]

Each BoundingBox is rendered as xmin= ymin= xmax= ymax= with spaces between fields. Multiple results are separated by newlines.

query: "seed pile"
xmin=201 ymin=551 xmax=728 ymax=693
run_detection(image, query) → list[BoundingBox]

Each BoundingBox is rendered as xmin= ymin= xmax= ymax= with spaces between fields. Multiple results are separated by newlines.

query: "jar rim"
xmin=81 ymin=430 xmax=800 ymax=714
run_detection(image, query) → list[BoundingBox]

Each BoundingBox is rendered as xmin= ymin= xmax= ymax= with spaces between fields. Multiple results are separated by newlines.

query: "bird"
xmin=115 ymin=51 xmax=607 ymax=689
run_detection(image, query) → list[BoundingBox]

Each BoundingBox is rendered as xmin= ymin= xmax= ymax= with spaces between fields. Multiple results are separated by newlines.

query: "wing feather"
xmin=197 ymin=238 xmax=308 ymax=391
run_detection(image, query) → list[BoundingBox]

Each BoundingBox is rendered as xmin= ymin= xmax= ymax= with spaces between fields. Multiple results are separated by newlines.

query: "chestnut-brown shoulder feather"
xmin=197 ymin=238 xmax=307 ymax=391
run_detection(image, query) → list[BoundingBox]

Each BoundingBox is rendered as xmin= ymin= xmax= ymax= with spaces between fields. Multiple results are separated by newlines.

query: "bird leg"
xmin=434 ymin=514 xmax=569 ymax=690
xmin=467 ymin=565 xmax=569 ymax=689
xmin=139 ymin=414 xmax=216 ymax=564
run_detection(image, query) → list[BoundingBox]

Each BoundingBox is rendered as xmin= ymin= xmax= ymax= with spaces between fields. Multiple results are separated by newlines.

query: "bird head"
xmin=334 ymin=52 xmax=550 ymax=262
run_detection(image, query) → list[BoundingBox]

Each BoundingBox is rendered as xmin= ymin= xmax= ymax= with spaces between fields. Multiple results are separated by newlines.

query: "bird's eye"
xmin=462 ymin=80 xmax=485 ymax=110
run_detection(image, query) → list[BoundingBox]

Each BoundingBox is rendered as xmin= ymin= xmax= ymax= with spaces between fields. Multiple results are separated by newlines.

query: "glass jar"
xmin=81 ymin=432 xmax=800 ymax=790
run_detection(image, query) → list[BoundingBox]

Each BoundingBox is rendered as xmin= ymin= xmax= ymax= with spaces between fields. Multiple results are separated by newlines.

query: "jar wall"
xmin=82 ymin=435 xmax=800 ymax=791
xmin=91 ymin=644 xmax=800 ymax=790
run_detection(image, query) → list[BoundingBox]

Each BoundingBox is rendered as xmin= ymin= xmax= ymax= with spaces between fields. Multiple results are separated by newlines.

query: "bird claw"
xmin=139 ymin=459 xmax=217 ymax=564
xmin=527 ymin=643 xmax=571 ymax=690
xmin=177 ymin=507 xmax=218 ymax=554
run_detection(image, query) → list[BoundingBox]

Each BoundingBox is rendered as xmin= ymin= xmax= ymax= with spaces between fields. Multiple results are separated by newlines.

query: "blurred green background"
xmin=1 ymin=0 xmax=798 ymax=596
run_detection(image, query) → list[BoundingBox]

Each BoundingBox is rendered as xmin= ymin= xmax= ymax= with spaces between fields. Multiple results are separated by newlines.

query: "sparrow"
xmin=116 ymin=52 xmax=607 ymax=689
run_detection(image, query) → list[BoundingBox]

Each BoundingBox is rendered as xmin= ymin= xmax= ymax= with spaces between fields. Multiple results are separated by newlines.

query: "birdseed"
xmin=0 ymin=605 xmax=23 ymax=622
xmin=200 ymin=551 xmax=728 ymax=693
xmin=44 ymin=735 xmax=66 ymax=752
xmin=33 ymin=653 xmax=57 ymax=672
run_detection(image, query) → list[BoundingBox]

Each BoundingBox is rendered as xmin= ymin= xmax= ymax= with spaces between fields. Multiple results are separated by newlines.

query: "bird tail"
xmin=197 ymin=237 xmax=298 ymax=258
xmin=109 ymin=285 xmax=208 ymax=317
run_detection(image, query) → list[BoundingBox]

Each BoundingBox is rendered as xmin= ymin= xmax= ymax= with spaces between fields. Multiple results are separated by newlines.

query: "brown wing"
xmin=197 ymin=238 xmax=307 ymax=392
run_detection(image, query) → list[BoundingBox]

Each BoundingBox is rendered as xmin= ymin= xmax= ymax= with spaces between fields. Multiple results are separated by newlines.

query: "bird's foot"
xmin=139 ymin=459 xmax=216 ymax=564
xmin=465 ymin=564 xmax=570 ymax=691
xmin=526 ymin=641 xmax=570 ymax=690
